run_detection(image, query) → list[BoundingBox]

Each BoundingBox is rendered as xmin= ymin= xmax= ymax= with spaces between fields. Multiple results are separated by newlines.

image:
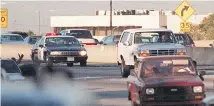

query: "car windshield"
xmin=141 ymin=58 xmax=196 ymax=78
xmin=67 ymin=30 xmax=92 ymax=38
xmin=113 ymin=35 xmax=121 ymax=42
xmin=1 ymin=35 xmax=24 ymax=41
xmin=29 ymin=36 xmax=42 ymax=44
xmin=45 ymin=37 xmax=80 ymax=46
xmin=1 ymin=60 xmax=21 ymax=73
xmin=134 ymin=31 xmax=176 ymax=44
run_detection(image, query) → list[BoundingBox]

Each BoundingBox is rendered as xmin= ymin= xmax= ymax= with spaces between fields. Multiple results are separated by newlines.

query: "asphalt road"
xmin=34 ymin=64 xmax=214 ymax=106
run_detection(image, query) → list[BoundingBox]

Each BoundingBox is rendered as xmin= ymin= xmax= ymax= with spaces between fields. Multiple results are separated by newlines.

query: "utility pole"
xmin=110 ymin=0 xmax=112 ymax=35
xmin=38 ymin=10 xmax=40 ymax=34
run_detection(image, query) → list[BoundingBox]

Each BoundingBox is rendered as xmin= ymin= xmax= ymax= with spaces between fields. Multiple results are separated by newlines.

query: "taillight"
xmin=84 ymin=43 xmax=96 ymax=45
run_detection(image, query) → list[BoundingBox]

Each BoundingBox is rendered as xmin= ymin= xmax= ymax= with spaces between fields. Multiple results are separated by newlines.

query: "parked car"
xmin=60 ymin=29 xmax=98 ymax=45
xmin=24 ymin=36 xmax=42 ymax=45
xmin=100 ymin=35 xmax=121 ymax=45
xmin=174 ymin=33 xmax=195 ymax=47
xmin=0 ymin=33 xmax=27 ymax=44
xmin=127 ymin=55 xmax=206 ymax=106
xmin=8 ymin=31 xmax=29 ymax=39
xmin=117 ymin=28 xmax=186 ymax=78
xmin=31 ymin=35 xmax=88 ymax=67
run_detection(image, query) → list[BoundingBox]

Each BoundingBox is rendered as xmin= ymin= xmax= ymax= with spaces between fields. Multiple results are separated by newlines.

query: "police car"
xmin=31 ymin=35 xmax=88 ymax=67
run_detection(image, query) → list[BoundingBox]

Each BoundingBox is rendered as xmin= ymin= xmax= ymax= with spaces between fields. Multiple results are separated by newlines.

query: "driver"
xmin=144 ymin=64 xmax=157 ymax=76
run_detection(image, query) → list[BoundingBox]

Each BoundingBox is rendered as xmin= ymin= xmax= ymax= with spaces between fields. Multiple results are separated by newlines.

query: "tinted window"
xmin=1 ymin=35 xmax=24 ymax=41
xmin=45 ymin=37 xmax=80 ymax=46
xmin=67 ymin=30 xmax=92 ymax=38
xmin=1 ymin=60 xmax=21 ymax=73
xmin=120 ymin=32 xmax=130 ymax=43
xmin=134 ymin=31 xmax=176 ymax=44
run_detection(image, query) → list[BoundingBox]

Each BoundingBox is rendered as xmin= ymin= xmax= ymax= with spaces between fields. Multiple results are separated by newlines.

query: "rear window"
xmin=67 ymin=30 xmax=92 ymax=38
xmin=9 ymin=32 xmax=28 ymax=39
xmin=1 ymin=35 xmax=24 ymax=41
xmin=1 ymin=60 xmax=21 ymax=73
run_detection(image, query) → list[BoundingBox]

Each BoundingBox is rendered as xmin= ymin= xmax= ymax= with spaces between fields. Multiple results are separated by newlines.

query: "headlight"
xmin=146 ymin=88 xmax=155 ymax=95
xmin=177 ymin=48 xmax=186 ymax=55
xmin=193 ymin=86 xmax=202 ymax=93
xmin=79 ymin=50 xmax=87 ymax=56
xmin=139 ymin=49 xmax=149 ymax=57
xmin=50 ymin=51 xmax=62 ymax=55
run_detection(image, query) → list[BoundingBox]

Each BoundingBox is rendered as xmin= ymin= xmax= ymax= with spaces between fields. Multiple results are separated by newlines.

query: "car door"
xmin=117 ymin=32 xmax=130 ymax=63
xmin=37 ymin=38 xmax=45 ymax=61
xmin=126 ymin=33 xmax=135 ymax=64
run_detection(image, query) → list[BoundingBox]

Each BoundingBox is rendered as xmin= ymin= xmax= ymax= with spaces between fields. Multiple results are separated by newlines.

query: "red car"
xmin=127 ymin=55 xmax=206 ymax=106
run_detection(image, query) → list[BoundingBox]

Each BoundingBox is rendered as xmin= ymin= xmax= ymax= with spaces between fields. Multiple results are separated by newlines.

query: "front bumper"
xmin=48 ymin=56 xmax=88 ymax=63
xmin=142 ymin=94 xmax=206 ymax=106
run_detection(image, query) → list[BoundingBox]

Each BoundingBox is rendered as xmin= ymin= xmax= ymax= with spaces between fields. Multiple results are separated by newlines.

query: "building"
xmin=50 ymin=9 xmax=210 ymax=36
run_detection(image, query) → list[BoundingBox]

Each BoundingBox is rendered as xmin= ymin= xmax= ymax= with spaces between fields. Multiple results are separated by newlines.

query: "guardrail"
xmin=0 ymin=44 xmax=214 ymax=65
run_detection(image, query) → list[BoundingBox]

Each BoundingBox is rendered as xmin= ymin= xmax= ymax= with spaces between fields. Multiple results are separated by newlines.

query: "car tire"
xmin=67 ymin=63 xmax=73 ymax=67
xmin=120 ymin=59 xmax=130 ymax=78
xmin=80 ymin=61 xmax=87 ymax=67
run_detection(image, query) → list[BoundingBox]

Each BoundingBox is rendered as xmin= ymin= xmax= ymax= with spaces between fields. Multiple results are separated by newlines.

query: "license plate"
xmin=67 ymin=57 xmax=74 ymax=61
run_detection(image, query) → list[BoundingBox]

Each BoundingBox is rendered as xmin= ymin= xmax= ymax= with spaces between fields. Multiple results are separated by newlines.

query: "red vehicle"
xmin=127 ymin=55 xmax=206 ymax=106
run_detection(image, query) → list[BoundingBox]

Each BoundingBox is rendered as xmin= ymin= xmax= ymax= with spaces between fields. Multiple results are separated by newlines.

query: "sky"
xmin=1 ymin=1 xmax=214 ymax=34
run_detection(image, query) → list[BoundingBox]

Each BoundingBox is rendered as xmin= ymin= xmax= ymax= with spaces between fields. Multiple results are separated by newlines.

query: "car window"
xmin=67 ymin=30 xmax=92 ymax=38
xmin=140 ymin=59 xmax=196 ymax=78
xmin=113 ymin=35 xmax=121 ymax=42
xmin=120 ymin=32 xmax=130 ymax=43
xmin=128 ymin=34 xmax=133 ymax=45
xmin=104 ymin=36 xmax=114 ymax=44
xmin=134 ymin=31 xmax=176 ymax=44
xmin=1 ymin=35 xmax=24 ymax=41
xmin=45 ymin=37 xmax=80 ymax=46
xmin=1 ymin=60 xmax=21 ymax=73
xmin=29 ymin=37 xmax=42 ymax=44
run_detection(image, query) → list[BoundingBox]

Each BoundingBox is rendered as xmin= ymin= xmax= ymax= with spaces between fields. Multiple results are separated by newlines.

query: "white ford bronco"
xmin=117 ymin=28 xmax=186 ymax=77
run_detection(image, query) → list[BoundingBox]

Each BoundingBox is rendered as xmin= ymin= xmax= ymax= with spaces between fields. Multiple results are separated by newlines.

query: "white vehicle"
xmin=0 ymin=33 xmax=26 ymax=44
xmin=117 ymin=28 xmax=186 ymax=77
xmin=60 ymin=29 xmax=98 ymax=45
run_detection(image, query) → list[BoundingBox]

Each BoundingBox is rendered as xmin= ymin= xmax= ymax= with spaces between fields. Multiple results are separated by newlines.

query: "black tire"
xmin=80 ymin=61 xmax=87 ymax=67
xmin=67 ymin=63 xmax=73 ymax=67
xmin=120 ymin=59 xmax=130 ymax=78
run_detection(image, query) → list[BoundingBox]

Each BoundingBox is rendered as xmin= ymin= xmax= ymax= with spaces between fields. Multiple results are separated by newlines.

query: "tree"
xmin=27 ymin=30 xmax=36 ymax=36
xmin=188 ymin=14 xmax=214 ymax=40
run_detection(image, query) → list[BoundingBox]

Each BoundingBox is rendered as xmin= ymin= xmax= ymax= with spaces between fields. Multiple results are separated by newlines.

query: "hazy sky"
xmin=1 ymin=1 xmax=214 ymax=34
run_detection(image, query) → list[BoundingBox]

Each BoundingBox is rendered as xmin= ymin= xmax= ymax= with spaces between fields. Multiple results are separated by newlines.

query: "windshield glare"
xmin=141 ymin=59 xmax=196 ymax=78
xmin=45 ymin=37 xmax=80 ymax=46
xmin=134 ymin=32 xmax=176 ymax=44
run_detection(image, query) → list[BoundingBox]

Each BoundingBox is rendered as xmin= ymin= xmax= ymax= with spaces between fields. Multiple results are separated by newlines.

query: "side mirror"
xmin=193 ymin=61 xmax=197 ymax=68
xmin=199 ymin=71 xmax=206 ymax=81
xmin=123 ymin=41 xmax=130 ymax=46
xmin=19 ymin=64 xmax=37 ymax=77
xmin=39 ymin=45 xmax=44 ymax=48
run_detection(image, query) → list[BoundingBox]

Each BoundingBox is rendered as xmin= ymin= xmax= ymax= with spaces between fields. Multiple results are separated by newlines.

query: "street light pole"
xmin=110 ymin=0 xmax=112 ymax=35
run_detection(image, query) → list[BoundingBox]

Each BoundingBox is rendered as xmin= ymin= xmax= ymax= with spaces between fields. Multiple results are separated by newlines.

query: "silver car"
xmin=1 ymin=33 xmax=27 ymax=44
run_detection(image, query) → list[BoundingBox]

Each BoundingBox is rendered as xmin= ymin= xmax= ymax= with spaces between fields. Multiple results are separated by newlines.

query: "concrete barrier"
xmin=1 ymin=44 xmax=214 ymax=65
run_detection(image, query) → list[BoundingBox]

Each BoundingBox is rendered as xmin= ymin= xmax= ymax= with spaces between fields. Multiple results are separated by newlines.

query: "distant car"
xmin=31 ymin=35 xmax=88 ymax=67
xmin=127 ymin=55 xmax=206 ymax=106
xmin=60 ymin=29 xmax=98 ymax=45
xmin=0 ymin=33 xmax=27 ymax=44
xmin=174 ymin=33 xmax=195 ymax=47
xmin=202 ymin=96 xmax=214 ymax=106
xmin=100 ymin=35 xmax=121 ymax=45
xmin=8 ymin=31 xmax=29 ymax=39
xmin=1 ymin=59 xmax=25 ymax=81
xmin=24 ymin=36 xmax=42 ymax=45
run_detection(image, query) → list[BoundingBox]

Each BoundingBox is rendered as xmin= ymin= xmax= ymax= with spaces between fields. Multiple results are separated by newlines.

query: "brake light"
xmin=84 ymin=43 xmax=97 ymax=45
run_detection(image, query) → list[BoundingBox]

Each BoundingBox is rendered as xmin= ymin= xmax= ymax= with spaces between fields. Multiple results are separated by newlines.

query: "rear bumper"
xmin=143 ymin=100 xmax=202 ymax=106
xmin=48 ymin=56 xmax=88 ymax=63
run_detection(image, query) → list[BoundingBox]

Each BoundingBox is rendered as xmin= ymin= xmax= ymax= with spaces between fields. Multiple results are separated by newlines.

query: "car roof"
xmin=44 ymin=35 xmax=76 ymax=38
xmin=138 ymin=55 xmax=192 ymax=62
xmin=64 ymin=29 xmax=89 ymax=31
xmin=1 ymin=33 xmax=22 ymax=36
xmin=123 ymin=28 xmax=172 ymax=33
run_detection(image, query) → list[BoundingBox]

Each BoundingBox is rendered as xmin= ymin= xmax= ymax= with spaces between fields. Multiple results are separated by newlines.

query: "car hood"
xmin=137 ymin=43 xmax=185 ymax=50
xmin=7 ymin=73 xmax=25 ymax=80
xmin=143 ymin=75 xmax=203 ymax=87
xmin=46 ymin=46 xmax=85 ymax=51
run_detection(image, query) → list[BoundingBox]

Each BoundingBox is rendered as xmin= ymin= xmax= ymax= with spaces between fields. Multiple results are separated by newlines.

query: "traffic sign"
xmin=175 ymin=0 xmax=195 ymax=21
xmin=180 ymin=21 xmax=191 ymax=32
xmin=0 ymin=8 xmax=8 ymax=28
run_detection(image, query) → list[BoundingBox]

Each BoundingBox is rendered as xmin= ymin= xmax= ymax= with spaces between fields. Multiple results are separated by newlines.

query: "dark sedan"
xmin=127 ymin=56 xmax=206 ymax=106
xmin=31 ymin=36 xmax=88 ymax=67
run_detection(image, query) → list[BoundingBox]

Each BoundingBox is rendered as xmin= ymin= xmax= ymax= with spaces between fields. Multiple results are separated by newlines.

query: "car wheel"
xmin=120 ymin=59 xmax=130 ymax=78
xmin=80 ymin=61 xmax=87 ymax=67
xmin=67 ymin=63 xmax=73 ymax=67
